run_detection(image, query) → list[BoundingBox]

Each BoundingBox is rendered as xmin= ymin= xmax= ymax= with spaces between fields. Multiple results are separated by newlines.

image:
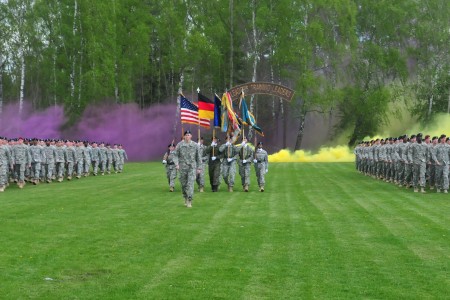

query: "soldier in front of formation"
xmin=162 ymin=143 xmax=177 ymax=192
xmin=173 ymin=130 xmax=202 ymax=208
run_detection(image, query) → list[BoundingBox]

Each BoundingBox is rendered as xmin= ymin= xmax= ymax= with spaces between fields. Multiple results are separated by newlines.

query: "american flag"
xmin=180 ymin=96 xmax=210 ymax=128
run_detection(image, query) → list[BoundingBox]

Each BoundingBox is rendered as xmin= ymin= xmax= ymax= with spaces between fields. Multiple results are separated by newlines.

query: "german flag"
xmin=198 ymin=93 xmax=215 ymax=120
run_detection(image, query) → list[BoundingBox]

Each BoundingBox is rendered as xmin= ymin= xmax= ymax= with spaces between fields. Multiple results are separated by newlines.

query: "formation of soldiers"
xmin=354 ymin=133 xmax=450 ymax=193
xmin=0 ymin=136 xmax=128 ymax=192
xmin=163 ymin=132 xmax=269 ymax=208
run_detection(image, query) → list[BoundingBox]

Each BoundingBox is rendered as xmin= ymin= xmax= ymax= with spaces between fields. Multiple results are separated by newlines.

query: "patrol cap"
xmin=432 ymin=136 xmax=438 ymax=140
xmin=184 ymin=130 xmax=192 ymax=136
xmin=411 ymin=134 xmax=416 ymax=139
xmin=440 ymin=134 xmax=446 ymax=139
xmin=258 ymin=141 xmax=263 ymax=146
xmin=424 ymin=135 xmax=430 ymax=140
xmin=168 ymin=143 xmax=175 ymax=147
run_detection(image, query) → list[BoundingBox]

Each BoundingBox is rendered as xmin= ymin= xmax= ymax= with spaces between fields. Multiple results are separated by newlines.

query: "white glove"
xmin=226 ymin=142 xmax=230 ymax=146
xmin=253 ymin=159 xmax=258 ymax=163
xmin=227 ymin=158 xmax=233 ymax=163
xmin=211 ymin=142 xmax=216 ymax=146
xmin=242 ymin=141 xmax=246 ymax=146
xmin=162 ymin=160 xmax=167 ymax=164
xmin=265 ymin=169 xmax=268 ymax=174
xmin=242 ymin=159 xmax=247 ymax=164
xmin=211 ymin=156 xmax=216 ymax=161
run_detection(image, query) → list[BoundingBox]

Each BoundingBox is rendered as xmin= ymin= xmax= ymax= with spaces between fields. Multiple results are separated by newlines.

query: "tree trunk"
xmin=294 ymin=112 xmax=306 ymax=150
xmin=283 ymin=103 xmax=287 ymax=149
xmin=19 ymin=49 xmax=25 ymax=115
xmin=70 ymin=0 xmax=78 ymax=102
xmin=447 ymin=86 xmax=450 ymax=114
xmin=53 ymin=53 xmax=57 ymax=106
xmin=0 ymin=57 xmax=4 ymax=115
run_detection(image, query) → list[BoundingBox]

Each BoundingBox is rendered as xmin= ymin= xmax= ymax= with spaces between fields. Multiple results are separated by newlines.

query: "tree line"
xmin=0 ymin=0 xmax=448 ymax=148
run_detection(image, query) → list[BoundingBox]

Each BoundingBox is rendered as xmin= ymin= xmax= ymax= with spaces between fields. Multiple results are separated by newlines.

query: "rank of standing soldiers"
xmin=0 ymin=137 xmax=128 ymax=192
xmin=354 ymin=133 xmax=450 ymax=193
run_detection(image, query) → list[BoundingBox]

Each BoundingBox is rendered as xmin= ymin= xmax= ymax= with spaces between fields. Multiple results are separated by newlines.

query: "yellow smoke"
xmin=269 ymin=146 xmax=354 ymax=163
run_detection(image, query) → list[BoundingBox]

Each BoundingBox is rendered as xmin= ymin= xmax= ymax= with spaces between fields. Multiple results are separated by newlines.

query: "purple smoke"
xmin=0 ymin=102 xmax=179 ymax=161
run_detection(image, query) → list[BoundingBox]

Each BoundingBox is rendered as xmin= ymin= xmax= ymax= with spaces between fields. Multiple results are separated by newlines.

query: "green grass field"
xmin=1 ymin=162 xmax=449 ymax=299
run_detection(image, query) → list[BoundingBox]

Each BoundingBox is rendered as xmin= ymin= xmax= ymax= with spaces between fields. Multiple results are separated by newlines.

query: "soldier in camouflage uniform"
xmin=75 ymin=141 xmax=85 ymax=179
xmin=163 ymin=143 xmax=177 ymax=192
xmin=196 ymin=137 xmax=208 ymax=192
xmin=0 ymin=137 xmax=12 ymax=192
xmin=173 ymin=130 xmax=202 ymax=208
xmin=12 ymin=137 xmax=31 ymax=188
xmin=83 ymin=141 xmax=92 ymax=176
xmin=205 ymin=136 xmax=222 ymax=192
xmin=397 ymin=136 xmax=407 ymax=186
xmin=54 ymin=140 xmax=66 ymax=182
xmin=428 ymin=136 xmax=438 ymax=189
xmin=90 ymin=142 xmax=101 ymax=176
xmin=29 ymin=138 xmax=46 ymax=185
xmin=118 ymin=144 xmax=128 ymax=173
xmin=411 ymin=134 xmax=427 ymax=193
xmin=404 ymin=135 xmax=414 ymax=188
xmin=99 ymin=142 xmax=107 ymax=175
xmin=253 ymin=141 xmax=268 ymax=192
xmin=219 ymin=135 xmax=239 ymax=192
xmin=106 ymin=144 xmax=113 ymax=174
xmin=431 ymin=134 xmax=449 ymax=193
xmin=112 ymin=144 xmax=121 ymax=173
xmin=65 ymin=140 xmax=76 ymax=180
xmin=237 ymin=137 xmax=254 ymax=192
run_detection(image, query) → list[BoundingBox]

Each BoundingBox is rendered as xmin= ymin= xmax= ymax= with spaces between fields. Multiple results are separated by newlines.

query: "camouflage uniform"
xmin=91 ymin=145 xmax=101 ymax=175
xmin=411 ymin=141 xmax=427 ymax=192
xmin=43 ymin=143 xmax=56 ymax=182
xmin=397 ymin=139 xmax=407 ymax=186
xmin=163 ymin=149 xmax=177 ymax=191
xmin=219 ymin=142 xmax=239 ymax=191
xmin=75 ymin=144 xmax=84 ymax=178
xmin=404 ymin=141 xmax=414 ymax=187
xmin=118 ymin=146 xmax=128 ymax=173
xmin=112 ymin=146 xmax=120 ymax=173
xmin=83 ymin=144 xmax=92 ymax=176
xmin=432 ymin=141 xmax=449 ymax=192
xmin=65 ymin=144 xmax=76 ymax=179
xmin=0 ymin=141 xmax=11 ymax=191
xmin=106 ymin=146 xmax=113 ymax=174
xmin=254 ymin=145 xmax=268 ymax=191
xmin=196 ymin=142 xmax=208 ymax=192
xmin=12 ymin=141 xmax=31 ymax=187
xmin=205 ymin=141 xmax=222 ymax=192
xmin=29 ymin=143 xmax=46 ymax=183
xmin=237 ymin=142 xmax=254 ymax=191
xmin=99 ymin=145 xmax=107 ymax=175
xmin=54 ymin=144 xmax=66 ymax=181
xmin=173 ymin=139 xmax=201 ymax=206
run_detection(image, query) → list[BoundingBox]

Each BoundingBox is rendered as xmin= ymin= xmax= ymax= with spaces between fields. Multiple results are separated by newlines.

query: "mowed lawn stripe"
xmin=324 ymin=164 xmax=450 ymax=297
xmin=0 ymin=162 xmax=449 ymax=299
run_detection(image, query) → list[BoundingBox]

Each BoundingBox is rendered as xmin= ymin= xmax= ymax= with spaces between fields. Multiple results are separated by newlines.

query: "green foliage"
xmin=1 ymin=162 xmax=449 ymax=298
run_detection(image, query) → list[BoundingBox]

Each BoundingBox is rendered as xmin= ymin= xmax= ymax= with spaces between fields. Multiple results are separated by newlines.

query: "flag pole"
xmin=197 ymin=87 xmax=201 ymax=141
xmin=179 ymin=91 xmax=185 ymax=140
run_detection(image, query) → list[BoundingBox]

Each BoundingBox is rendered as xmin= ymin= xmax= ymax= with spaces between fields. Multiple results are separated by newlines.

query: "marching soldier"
xmin=219 ymin=135 xmax=239 ymax=192
xmin=0 ymin=137 xmax=11 ymax=192
xmin=75 ymin=141 xmax=84 ymax=178
xmin=237 ymin=137 xmax=254 ymax=192
xmin=12 ymin=137 xmax=31 ymax=188
xmin=54 ymin=140 xmax=66 ymax=182
xmin=90 ymin=142 xmax=101 ymax=176
xmin=205 ymin=136 xmax=222 ymax=192
xmin=173 ymin=130 xmax=202 ymax=208
xmin=196 ymin=137 xmax=208 ymax=192
xmin=411 ymin=133 xmax=427 ymax=193
xmin=83 ymin=141 xmax=92 ymax=176
xmin=112 ymin=144 xmax=121 ymax=173
xmin=117 ymin=144 xmax=128 ymax=173
xmin=163 ymin=143 xmax=177 ymax=192
xmin=431 ymin=134 xmax=449 ymax=193
xmin=65 ymin=140 xmax=76 ymax=180
xmin=106 ymin=144 xmax=113 ymax=174
xmin=99 ymin=142 xmax=107 ymax=175
xmin=29 ymin=138 xmax=46 ymax=185
xmin=253 ymin=141 xmax=268 ymax=192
